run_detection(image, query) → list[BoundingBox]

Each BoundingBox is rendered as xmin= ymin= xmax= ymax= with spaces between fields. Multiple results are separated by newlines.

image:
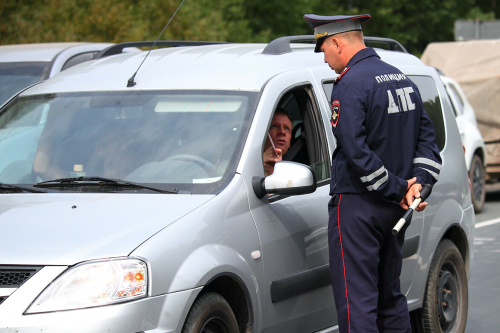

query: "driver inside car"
xmin=263 ymin=108 xmax=292 ymax=176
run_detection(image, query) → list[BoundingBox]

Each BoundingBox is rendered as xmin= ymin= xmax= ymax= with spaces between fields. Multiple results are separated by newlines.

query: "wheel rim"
xmin=472 ymin=160 xmax=484 ymax=202
xmin=201 ymin=317 xmax=231 ymax=333
xmin=437 ymin=263 xmax=459 ymax=332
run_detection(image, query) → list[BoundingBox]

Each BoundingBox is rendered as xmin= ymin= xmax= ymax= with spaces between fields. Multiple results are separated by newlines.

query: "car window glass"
xmin=0 ymin=90 xmax=258 ymax=194
xmin=446 ymin=90 xmax=459 ymax=117
xmin=265 ymin=85 xmax=330 ymax=187
xmin=0 ymin=62 xmax=50 ymax=106
xmin=408 ymin=75 xmax=446 ymax=151
xmin=61 ymin=52 xmax=99 ymax=71
xmin=447 ymin=83 xmax=465 ymax=116
xmin=322 ymin=81 xmax=333 ymax=104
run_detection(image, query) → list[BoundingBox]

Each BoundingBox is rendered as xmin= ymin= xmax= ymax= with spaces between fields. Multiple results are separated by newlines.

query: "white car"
xmin=0 ymin=43 xmax=140 ymax=106
xmin=440 ymin=74 xmax=486 ymax=212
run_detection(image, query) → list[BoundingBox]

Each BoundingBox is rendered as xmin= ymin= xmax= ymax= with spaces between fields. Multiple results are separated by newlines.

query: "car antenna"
xmin=127 ymin=0 xmax=186 ymax=87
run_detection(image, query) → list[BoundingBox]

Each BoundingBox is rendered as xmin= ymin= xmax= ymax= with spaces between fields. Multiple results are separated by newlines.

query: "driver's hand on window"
xmin=263 ymin=147 xmax=282 ymax=177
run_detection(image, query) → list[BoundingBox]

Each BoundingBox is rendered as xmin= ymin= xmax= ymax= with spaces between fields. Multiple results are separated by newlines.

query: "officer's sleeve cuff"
xmin=396 ymin=176 xmax=409 ymax=203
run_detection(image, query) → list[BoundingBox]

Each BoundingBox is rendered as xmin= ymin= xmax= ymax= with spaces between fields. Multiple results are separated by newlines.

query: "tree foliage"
xmin=0 ymin=0 xmax=496 ymax=55
xmin=245 ymin=0 xmax=489 ymax=55
xmin=0 ymin=0 xmax=267 ymax=45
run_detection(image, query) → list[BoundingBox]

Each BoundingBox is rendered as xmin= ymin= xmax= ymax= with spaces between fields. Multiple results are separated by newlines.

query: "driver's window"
xmin=262 ymin=85 xmax=330 ymax=183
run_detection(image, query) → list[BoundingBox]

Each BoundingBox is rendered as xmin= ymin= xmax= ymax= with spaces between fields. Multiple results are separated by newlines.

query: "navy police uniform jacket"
xmin=330 ymin=47 xmax=442 ymax=202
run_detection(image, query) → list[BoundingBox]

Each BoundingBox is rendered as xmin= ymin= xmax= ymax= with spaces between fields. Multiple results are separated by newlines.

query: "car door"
xmin=241 ymin=70 xmax=336 ymax=333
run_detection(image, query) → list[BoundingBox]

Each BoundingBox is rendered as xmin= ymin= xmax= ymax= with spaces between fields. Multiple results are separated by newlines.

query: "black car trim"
xmin=270 ymin=264 xmax=330 ymax=303
xmin=270 ymin=235 xmax=419 ymax=302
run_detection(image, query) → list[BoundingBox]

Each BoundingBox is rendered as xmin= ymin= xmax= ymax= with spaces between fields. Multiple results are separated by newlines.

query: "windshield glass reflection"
xmin=0 ymin=90 xmax=257 ymax=194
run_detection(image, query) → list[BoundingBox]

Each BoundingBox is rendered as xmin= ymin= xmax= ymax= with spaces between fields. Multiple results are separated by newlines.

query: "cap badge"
xmin=315 ymin=32 xmax=328 ymax=40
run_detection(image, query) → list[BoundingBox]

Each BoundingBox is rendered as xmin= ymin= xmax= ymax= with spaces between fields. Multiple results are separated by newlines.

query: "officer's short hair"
xmin=337 ymin=30 xmax=364 ymax=44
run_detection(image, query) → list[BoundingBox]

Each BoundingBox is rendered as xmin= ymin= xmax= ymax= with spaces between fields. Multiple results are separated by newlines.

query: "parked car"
xmin=439 ymin=73 xmax=486 ymax=212
xmin=0 ymin=42 xmax=140 ymax=106
xmin=0 ymin=37 xmax=473 ymax=333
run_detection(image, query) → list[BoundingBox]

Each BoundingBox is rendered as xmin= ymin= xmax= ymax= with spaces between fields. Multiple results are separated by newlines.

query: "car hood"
xmin=0 ymin=193 xmax=213 ymax=265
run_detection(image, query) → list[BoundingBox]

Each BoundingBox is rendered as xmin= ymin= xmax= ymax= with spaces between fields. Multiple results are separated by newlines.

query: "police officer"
xmin=303 ymin=14 xmax=442 ymax=333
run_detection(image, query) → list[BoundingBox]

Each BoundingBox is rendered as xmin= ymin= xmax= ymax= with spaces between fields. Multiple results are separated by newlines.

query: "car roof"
xmin=439 ymin=74 xmax=457 ymax=85
xmin=0 ymin=42 xmax=114 ymax=63
xmin=23 ymin=41 xmax=426 ymax=95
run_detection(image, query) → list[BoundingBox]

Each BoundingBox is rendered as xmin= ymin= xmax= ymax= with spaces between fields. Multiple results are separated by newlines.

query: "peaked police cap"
xmin=303 ymin=14 xmax=371 ymax=52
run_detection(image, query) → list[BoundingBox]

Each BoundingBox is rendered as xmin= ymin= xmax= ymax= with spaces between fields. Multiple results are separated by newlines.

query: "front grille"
xmin=0 ymin=266 xmax=43 ymax=288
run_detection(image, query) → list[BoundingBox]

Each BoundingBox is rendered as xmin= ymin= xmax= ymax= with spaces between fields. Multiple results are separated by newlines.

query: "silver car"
xmin=0 ymin=42 xmax=140 ymax=106
xmin=0 ymin=37 xmax=474 ymax=333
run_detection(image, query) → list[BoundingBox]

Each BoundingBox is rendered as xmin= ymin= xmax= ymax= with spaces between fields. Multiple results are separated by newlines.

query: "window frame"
xmin=264 ymin=84 xmax=331 ymax=202
xmin=446 ymin=82 xmax=465 ymax=117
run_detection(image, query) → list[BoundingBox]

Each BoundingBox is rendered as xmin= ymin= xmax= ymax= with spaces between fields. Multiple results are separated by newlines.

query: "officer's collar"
xmin=345 ymin=47 xmax=380 ymax=68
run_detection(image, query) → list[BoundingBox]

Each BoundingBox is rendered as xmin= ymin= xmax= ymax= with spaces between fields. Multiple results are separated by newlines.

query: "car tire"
xmin=411 ymin=239 xmax=468 ymax=333
xmin=182 ymin=291 xmax=239 ymax=333
xmin=469 ymin=154 xmax=485 ymax=213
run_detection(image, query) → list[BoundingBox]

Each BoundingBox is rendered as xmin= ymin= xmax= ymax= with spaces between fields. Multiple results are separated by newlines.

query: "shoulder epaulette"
xmin=334 ymin=67 xmax=351 ymax=85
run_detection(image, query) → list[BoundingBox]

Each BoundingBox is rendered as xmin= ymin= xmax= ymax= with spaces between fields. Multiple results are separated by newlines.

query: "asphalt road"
xmin=465 ymin=190 xmax=500 ymax=332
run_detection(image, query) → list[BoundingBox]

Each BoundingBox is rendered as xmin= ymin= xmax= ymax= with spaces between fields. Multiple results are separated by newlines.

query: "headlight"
xmin=26 ymin=258 xmax=147 ymax=314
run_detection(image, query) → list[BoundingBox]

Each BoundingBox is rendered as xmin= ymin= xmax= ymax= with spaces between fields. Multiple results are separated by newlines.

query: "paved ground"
xmin=465 ymin=191 xmax=500 ymax=332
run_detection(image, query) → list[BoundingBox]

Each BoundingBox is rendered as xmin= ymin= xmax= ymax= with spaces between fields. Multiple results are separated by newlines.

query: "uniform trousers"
xmin=328 ymin=192 xmax=411 ymax=333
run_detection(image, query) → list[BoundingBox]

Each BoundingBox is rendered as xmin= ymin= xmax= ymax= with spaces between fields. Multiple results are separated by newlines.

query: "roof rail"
xmin=261 ymin=35 xmax=408 ymax=55
xmin=261 ymin=35 xmax=315 ymax=55
xmin=363 ymin=37 xmax=408 ymax=53
xmin=93 ymin=40 xmax=229 ymax=59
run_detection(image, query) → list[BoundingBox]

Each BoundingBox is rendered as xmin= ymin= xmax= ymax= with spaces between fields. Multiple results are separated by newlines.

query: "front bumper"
xmin=0 ymin=266 xmax=200 ymax=333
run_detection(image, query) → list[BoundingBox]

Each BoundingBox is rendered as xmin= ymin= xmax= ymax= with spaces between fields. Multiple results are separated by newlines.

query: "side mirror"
xmin=252 ymin=161 xmax=317 ymax=199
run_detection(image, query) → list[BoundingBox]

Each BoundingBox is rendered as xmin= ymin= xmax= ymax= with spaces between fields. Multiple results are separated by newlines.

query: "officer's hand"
xmin=399 ymin=178 xmax=428 ymax=212
xmin=263 ymin=147 xmax=282 ymax=177
xmin=399 ymin=177 xmax=416 ymax=210
xmin=406 ymin=183 xmax=428 ymax=212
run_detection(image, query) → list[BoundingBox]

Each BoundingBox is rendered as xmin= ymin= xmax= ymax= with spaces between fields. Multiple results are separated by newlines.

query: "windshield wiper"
xmin=0 ymin=182 xmax=56 ymax=193
xmin=35 ymin=177 xmax=184 ymax=194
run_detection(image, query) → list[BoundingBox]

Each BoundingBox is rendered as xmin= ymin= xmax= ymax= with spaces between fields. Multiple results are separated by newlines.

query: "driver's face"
xmin=265 ymin=113 xmax=292 ymax=154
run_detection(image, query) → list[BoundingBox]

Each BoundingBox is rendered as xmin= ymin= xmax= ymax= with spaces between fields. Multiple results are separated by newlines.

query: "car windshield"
xmin=0 ymin=90 xmax=258 ymax=194
xmin=0 ymin=62 xmax=50 ymax=106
